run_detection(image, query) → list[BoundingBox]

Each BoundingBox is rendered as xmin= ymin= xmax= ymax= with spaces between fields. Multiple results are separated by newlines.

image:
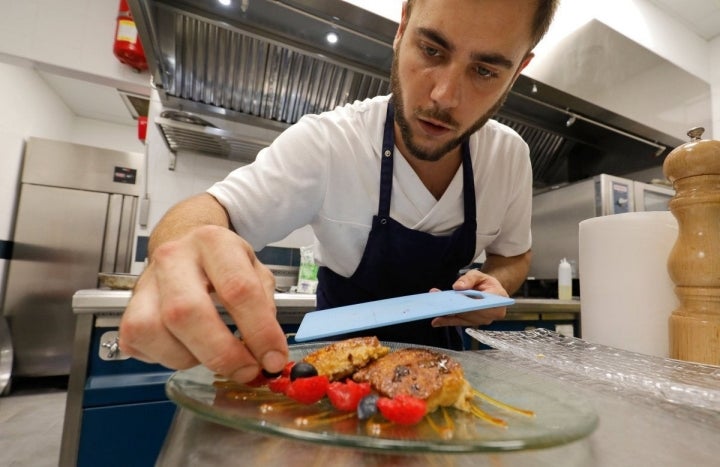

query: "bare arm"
xmin=147 ymin=193 xmax=232 ymax=255
xmin=119 ymin=193 xmax=289 ymax=383
xmin=431 ymin=250 xmax=532 ymax=327
xmin=478 ymin=250 xmax=532 ymax=296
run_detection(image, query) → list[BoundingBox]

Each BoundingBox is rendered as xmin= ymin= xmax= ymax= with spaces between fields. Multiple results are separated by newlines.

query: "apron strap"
xmin=460 ymin=140 xmax=477 ymax=227
xmin=378 ymin=101 xmax=395 ymax=220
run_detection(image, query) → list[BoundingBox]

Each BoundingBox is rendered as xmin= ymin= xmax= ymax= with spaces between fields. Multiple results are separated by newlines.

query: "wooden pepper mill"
xmin=663 ymin=127 xmax=720 ymax=365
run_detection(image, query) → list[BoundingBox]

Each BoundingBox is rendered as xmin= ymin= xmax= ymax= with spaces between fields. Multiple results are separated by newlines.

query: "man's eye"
xmin=422 ymin=45 xmax=440 ymax=57
xmin=474 ymin=66 xmax=497 ymax=79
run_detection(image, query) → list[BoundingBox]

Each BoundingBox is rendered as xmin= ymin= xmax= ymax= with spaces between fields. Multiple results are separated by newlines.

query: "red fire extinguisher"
xmin=113 ymin=0 xmax=148 ymax=72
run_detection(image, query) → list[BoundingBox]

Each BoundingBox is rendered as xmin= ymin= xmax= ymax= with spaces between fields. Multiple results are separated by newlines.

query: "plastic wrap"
xmin=466 ymin=328 xmax=720 ymax=412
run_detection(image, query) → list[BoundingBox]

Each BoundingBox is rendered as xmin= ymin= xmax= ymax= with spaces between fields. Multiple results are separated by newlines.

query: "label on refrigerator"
xmin=114 ymin=166 xmax=137 ymax=184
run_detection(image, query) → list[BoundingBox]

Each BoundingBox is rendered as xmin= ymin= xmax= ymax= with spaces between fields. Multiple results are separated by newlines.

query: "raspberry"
xmin=377 ymin=394 xmax=427 ymax=425
xmin=327 ymin=380 xmax=372 ymax=412
xmin=285 ymin=375 xmax=329 ymax=404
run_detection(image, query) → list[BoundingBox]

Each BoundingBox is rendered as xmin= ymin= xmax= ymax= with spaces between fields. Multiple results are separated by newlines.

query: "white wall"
xmin=533 ymin=0 xmax=710 ymax=82
xmin=711 ymin=36 xmax=720 ymax=136
xmin=525 ymin=0 xmax=715 ymax=141
xmin=0 ymin=0 xmax=149 ymax=95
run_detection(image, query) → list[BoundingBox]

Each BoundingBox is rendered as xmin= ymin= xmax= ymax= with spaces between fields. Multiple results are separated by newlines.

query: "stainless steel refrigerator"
xmin=2 ymin=137 xmax=144 ymax=378
xmin=529 ymin=173 xmax=674 ymax=280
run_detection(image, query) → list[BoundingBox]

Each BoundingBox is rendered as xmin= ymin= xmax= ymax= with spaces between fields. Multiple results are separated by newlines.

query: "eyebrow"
xmin=416 ymin=27 xmax=516 ymax=70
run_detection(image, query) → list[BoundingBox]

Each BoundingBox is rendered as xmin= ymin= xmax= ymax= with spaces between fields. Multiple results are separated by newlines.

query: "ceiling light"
xmin=325 ymin=32 xmax=339 ymax=45
xmin=218 ymin=0 xmax=231 ymax=6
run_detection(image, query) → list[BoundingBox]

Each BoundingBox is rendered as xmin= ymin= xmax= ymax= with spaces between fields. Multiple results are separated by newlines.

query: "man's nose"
xmin=429 ymin=64 xmax=463 ymax=109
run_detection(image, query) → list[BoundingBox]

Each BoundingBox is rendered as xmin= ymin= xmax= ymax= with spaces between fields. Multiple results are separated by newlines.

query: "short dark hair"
xmin=404 ymin=0 xmax=559 ymax=50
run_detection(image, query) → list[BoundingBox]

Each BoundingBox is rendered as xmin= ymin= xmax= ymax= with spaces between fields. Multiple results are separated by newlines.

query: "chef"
xmin=119 ymin=0 xmax=558 ymax=382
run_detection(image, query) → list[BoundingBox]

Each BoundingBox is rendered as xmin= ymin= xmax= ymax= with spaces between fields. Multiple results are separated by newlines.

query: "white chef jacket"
xmin=208 ymin=95 xmax=532 ymax=278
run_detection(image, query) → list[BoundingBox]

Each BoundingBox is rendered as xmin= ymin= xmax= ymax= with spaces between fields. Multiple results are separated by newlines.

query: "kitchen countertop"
xmin=73 ymin=289 xmax=579 ymax=331
xmin=72 ymin=289 xmax=317 ymax=313
xmin=72 ymin=289 xmax=579 ymax=315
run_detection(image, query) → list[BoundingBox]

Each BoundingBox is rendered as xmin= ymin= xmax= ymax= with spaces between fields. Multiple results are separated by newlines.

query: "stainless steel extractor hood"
xmin=128 ymin=0 xmax=684 ymax=187
xmin=129 ymin=2 xmax=391 ymax=114
xmin=128 ymin=0 xmax=394 ymax=164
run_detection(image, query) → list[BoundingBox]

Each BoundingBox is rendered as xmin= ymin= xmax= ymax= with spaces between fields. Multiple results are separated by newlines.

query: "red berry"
xmin=377 ymin=394 xmax=427 ymax=425
xmin=281 ymin=361 xmax=295 ymax=378
xmin=267 ymin=376 xmax=291 ymax=394
xmin=285 ymin=375 xmax=329 ymax=404
xmin=327 ymin=380 xmax=372 ymax=412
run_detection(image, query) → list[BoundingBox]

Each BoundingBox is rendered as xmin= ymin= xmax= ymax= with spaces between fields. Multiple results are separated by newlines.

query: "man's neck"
xmin=399 ymin=146 xmax=462 ymax=200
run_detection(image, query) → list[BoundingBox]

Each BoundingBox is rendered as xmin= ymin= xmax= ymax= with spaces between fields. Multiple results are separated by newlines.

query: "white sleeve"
xmin=486 ymin=153 xmax=533 ymax=256
xmin=481 ymin=131 xmax=533 ymax=257
xmin=207 ymin=116 xmax=330 ymax=250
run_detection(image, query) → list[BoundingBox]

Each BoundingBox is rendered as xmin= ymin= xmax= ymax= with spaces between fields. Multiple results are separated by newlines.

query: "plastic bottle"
xmin=558 ymin=258 xmax=572 ymax=300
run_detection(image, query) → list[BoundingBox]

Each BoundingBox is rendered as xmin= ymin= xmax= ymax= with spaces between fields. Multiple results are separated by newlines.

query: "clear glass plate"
xmin=165 ymin=342 xmax=599 ymax=453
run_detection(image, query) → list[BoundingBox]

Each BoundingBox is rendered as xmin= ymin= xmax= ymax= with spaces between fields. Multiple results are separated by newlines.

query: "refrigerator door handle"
xmin=116 ymin=196 xmax=138 ymax=273
xmin=101 ymin=194 xmax=123 ymax=273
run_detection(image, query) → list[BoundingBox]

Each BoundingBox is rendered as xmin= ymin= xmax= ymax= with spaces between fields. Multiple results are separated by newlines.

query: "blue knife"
xmin=293 ymin=290 xmax=514 ymax=342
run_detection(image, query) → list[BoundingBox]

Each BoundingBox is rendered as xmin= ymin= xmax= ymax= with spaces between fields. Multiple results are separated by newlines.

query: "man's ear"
xmin=393 ymin=1 xmax=410 ymax=50
xmin=517 ymin=52 xmax=535 ymax=75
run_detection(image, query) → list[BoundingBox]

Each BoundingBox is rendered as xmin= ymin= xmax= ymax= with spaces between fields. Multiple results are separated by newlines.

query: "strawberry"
xmin=327 ymin=380 xmax=372 ymax=412
xmin=285 ymin=375 xmax=329 ymax=404
xmin=376 ymin=394 xmax=427 ymax=425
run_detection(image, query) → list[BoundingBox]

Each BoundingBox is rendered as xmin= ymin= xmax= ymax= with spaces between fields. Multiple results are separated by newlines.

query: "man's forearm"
xmin=480 ymin=250 xmax=532 ymax=296
xmin=148 ymin=193 xmax=232 ymax=257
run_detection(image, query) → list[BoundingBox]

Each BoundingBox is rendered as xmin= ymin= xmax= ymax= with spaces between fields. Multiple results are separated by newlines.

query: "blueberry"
xmin=261 ymin=368 xmax=282 ymax=379
xmin=289 ymin=362 xmax=318 ymax=381
xmin=357 ymin=394 xmax=379 ymax=420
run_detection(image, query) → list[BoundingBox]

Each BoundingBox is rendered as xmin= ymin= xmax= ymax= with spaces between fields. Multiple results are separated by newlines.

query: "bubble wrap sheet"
xmin=466 ymin=328 xmax=720 ymax=413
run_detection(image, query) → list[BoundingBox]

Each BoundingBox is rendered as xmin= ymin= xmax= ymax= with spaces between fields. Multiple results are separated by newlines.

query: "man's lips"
xmin=417 ymin=117 xmax=454 ymax=137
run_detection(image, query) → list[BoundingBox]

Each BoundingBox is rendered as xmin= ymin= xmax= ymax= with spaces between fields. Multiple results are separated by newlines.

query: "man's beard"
xmin=390 ymin=52 xmax=511 ymax=162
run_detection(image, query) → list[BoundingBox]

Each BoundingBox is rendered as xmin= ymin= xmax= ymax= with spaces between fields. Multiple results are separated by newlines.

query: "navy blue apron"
xmin=316 ymin=101 xmax=477 ymax=349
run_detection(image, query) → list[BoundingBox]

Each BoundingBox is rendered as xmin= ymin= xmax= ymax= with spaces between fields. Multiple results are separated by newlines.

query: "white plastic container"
xmin=558 ymin=258 xmax=572 ymax=300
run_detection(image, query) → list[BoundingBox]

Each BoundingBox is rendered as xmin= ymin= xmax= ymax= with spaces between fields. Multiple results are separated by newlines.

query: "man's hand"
xmin=118 ymin=225 xmax=289 ymax=384
xmin=430 ymin=250 xmax=531 ymax=327
xmin=430 ymin=269 xmax=508 ymax=327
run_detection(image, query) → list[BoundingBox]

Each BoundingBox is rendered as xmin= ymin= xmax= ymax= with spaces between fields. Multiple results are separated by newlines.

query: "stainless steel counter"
xmin=72 ymin=289 xmax=578 ymax=317
xmin=72 ymin=289 xmax=318 ymax=326
xmin=72 ymin=289 xmax=317 ymax=314
xmin=155 ymin=347 xmax=720 ymax=466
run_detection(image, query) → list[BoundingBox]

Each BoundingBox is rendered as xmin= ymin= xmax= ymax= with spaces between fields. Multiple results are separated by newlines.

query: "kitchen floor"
xmin=0 ymin=377 xmax=68 ymax=467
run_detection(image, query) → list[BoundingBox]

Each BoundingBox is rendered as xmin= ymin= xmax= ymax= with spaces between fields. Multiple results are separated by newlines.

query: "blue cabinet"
xmin=78 ymin=400 xmax=176 ymax=467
